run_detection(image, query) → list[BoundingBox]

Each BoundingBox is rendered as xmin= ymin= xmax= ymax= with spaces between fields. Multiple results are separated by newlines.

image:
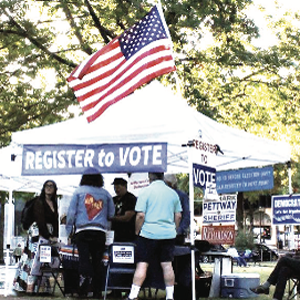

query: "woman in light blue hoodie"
xmin=66 ymin=169 xmax=115 ymax=298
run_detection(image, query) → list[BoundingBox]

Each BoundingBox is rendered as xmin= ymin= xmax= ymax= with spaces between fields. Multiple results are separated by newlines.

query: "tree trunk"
xmin=237 ymin=192 xmax=244 ymax=231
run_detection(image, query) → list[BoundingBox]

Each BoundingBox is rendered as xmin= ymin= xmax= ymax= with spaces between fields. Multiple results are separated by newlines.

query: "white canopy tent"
xmin=4 ymin=80 xmax=291 ymax=300
xmin=10 ymin=81 xmax=291 ymax=173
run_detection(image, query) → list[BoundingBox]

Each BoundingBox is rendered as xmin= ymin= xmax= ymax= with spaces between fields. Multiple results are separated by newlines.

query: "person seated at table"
xmin=110 ymin=177 xmax=137 ymax=242
xmin=227 ymin=246 xmax=247 ymax=267
xmin=240 ymin=248 xmax=259 ymax=264
xmin=251 ymin=255 xmax=300 ymax=300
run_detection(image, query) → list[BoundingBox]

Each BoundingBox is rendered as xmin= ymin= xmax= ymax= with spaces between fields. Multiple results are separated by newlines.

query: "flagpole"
xmin=154 ymin=1 xmax=182 ymax=97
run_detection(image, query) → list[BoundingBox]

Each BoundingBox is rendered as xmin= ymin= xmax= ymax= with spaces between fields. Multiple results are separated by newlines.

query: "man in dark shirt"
xmin=111 ymin=178 xmax=137 ymax=242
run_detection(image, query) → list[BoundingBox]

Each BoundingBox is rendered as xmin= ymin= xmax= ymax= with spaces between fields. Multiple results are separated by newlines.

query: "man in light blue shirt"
xmin=126 ymin=172 xmax=182 ymax=300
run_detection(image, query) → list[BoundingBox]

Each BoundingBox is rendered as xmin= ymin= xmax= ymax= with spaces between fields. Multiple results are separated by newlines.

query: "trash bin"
xmin=195 ymin=271 xmax=212 ymax=299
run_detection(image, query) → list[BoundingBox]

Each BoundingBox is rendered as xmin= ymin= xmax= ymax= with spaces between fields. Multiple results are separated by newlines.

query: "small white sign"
xmin=40 ymin=245 xmax=52 ymax=263
xmin=204 ymin=182 xmax=219 ymax=200
xmin=112 ymin=245 xmax=134 ymax=264
xmin=106 ymin=231 xmax=115 ymax=246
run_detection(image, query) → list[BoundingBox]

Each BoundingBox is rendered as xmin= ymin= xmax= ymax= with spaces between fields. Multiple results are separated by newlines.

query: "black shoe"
xmin=251 ymin=285 xmax=269 ymax=294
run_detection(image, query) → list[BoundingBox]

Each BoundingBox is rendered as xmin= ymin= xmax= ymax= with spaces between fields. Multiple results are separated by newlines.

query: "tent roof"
xmin=11 ymin=81 xmax=290 ymax=173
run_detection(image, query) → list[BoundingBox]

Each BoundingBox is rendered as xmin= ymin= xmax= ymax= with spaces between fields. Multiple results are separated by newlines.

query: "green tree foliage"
xmin=0 ymin=0 xmax=259 ymax=144
xmin=0 ymin=0 xmax=299 ymax=194
xmin=235 ymin=229 xmax=254 ymax=250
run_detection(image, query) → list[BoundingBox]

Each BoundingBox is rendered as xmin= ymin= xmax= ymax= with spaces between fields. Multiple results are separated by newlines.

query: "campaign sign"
xmin=191 ymin=139 xmax=217 ymax=168
xmin=202 ymin=194 xmax=237 ymax=224
xmin=40 ymin=245 xmax=52 ymax=263
xmin=112 ymin=245 xmax=134 ymax=264
xmin=216 ymin=166 xmax=273 ymax=193
xmin=272 ymin=194 xmax=300 ymax=225
xmin=22 ymin=143 xmax=167 ymax=175
xmin=202 ymin=225 xmax=235 ymax=245
xmin=193 ymin=163 xmax=216 ymax=189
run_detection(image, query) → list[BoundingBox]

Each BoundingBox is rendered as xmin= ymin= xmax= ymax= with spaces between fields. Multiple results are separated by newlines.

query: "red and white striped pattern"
xmin=67 ymin=6 xmax=176 ymax=123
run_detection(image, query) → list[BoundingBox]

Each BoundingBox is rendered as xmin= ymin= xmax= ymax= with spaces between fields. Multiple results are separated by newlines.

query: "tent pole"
xmin=8 ymin=178 xmax=14 ymax=246
xmin=287 ymin=161 xmax=294 ymax=250
xmin=188 ymin=145 xmax=196 ymax=300
xmin=287 ymin=161 xmax=292 ymax=195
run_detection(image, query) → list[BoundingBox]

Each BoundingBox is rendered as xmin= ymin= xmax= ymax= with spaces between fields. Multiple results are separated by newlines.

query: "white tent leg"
xmin=188 ymin=145 xmax=196 ymax=300
xmin=287 ymin=161 xmax=295 ymax=250
xmin=288 ymin=161 xmax=292 ymax=195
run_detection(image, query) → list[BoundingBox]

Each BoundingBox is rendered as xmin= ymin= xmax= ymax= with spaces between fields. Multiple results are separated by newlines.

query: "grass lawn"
xmin=6 ymin=261 xmax=292 ymax=300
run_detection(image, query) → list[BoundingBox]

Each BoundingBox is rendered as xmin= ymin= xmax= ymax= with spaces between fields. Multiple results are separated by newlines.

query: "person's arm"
xmin=65 ymin=193 xmax=78 ymax=237
xmin=111 ymin=210 xmax=135 ymax=222
xmin=175 ymin=212 xmax=182 ymax=230
xmin=135 ymin=212 xmax=145 ymax=235
xmin=177 ymin=191 xmax=190 ymax=235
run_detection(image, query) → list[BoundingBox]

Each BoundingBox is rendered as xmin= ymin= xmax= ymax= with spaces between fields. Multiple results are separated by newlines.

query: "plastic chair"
xmin=103 ymin=242 xmax=136 ymax=300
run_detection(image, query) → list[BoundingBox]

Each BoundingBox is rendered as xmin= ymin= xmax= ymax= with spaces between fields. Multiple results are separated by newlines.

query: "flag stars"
xmin=119 ymin=6 xmax=169 ymax=59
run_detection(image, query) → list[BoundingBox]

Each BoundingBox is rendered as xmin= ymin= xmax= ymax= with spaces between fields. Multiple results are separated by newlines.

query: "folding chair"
xmin=286 ymin=276 xmax=300 ymax=300
xmin=37 ymin=243 xmax=65 ymax=296
xmin=104 ymin=242 xmax=136 ymax=300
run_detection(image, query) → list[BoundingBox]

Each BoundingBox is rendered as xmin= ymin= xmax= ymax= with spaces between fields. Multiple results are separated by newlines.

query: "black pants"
xmin=75 ymin=230 xmax=106 ymax=295
xmin=268 ymin=256 xmax=300 ymax=300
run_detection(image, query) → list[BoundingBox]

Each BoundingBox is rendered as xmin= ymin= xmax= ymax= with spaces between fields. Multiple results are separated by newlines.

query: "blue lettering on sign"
xmin=22 ymin=143 xmax=167 ymax=175
xmin=216 ymin=166 xmax=273 ymax=193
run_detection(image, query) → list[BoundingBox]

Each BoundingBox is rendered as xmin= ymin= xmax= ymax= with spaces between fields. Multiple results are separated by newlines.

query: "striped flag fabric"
xmin=67 ymin=5 xmax=176 ymax=123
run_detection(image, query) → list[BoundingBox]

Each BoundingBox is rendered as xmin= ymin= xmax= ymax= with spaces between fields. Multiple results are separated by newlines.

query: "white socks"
xmin=166 ymin=285 xmax=174 ymax=300
xmin=128 ymin=284 xmax=174 ymax=300
xmin=128 ymin=284 xmax=140 ymax=299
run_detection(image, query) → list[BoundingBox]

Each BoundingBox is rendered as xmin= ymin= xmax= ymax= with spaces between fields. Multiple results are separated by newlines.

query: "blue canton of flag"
xmin=120 ymin=6 xmax=168 ymax=59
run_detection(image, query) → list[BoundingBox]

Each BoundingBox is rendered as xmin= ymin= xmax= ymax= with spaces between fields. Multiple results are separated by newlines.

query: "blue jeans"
xmin=235 ymin=256 xmax=247 ymax=267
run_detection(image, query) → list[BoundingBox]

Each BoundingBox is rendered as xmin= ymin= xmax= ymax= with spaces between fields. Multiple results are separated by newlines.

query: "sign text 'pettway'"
xmin=202 ymin=194 xmax=237 ymax=224
xmin=22 ymin=143 xmax=167 ymax=175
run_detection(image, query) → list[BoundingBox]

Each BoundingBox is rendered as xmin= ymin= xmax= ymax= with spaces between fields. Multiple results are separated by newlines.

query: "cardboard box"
xmin=221 ymin=273 xmax=260 ymax=298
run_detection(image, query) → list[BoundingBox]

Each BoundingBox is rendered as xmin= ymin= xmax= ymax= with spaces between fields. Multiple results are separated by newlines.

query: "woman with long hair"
xmin=66 ymin=169 xmax=115 ymax=298
xmin=13 ymin=179 xmax=59 ymax=294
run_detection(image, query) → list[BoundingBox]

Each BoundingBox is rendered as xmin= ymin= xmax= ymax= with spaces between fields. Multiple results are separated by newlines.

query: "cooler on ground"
xmin=221 ymin=273 xmax=260 ymax=298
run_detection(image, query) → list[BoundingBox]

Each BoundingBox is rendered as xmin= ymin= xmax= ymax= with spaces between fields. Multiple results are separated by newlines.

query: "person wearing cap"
xmin=126 ymin=172 xmax=182 ymax=300
xmin=66 ymin=169 xmax=115 ymax=298
xmin=164 ymin=174 xmax=190 ymax=245
xmin=111 ymin=177 xmax=137 ymax=242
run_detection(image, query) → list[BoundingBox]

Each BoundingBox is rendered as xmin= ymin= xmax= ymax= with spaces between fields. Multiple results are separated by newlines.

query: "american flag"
xmin=67 ymin=5 xmax=176 ymax=123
